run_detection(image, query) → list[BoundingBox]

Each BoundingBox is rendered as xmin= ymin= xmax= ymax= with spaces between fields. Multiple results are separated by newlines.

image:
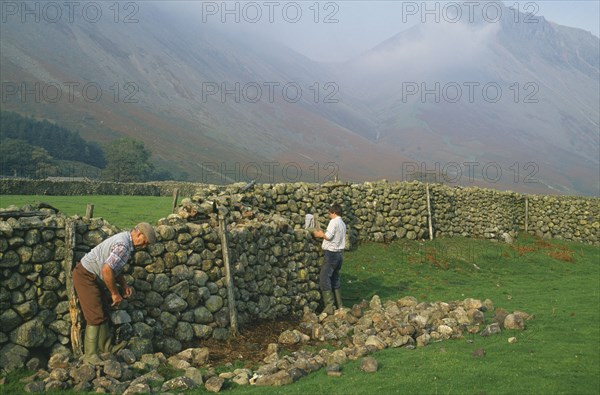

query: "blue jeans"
xmin=320 ymin=250 xmax=343 ymax=291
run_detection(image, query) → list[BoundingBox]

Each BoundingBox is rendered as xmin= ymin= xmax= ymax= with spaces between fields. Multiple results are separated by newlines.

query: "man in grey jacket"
xmin=313 ymin=204 xmax=346 ymax=312
xmin=73 ymin=222 xmax=156 ymax=364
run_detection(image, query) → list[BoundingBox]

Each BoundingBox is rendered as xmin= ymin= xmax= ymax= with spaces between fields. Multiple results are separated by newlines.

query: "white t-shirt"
xmin=322 ymin=216 xmax=346 ymax=252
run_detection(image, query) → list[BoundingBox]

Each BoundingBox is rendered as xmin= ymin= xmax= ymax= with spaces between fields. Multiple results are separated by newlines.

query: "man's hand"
xmin=313 ymin=229 xmax=325 ymax=238
xmin=103 ymin=264 xmax=125 ymax=307
xmin=122 ymin=284 xmax=134 ymax=298
xmin=111 ymin=292 xmax=123 ymax=307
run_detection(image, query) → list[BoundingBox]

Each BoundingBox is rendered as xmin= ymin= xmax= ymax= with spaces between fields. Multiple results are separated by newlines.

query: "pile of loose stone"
xmin=17 ymin=295 xmax=529 ymax=393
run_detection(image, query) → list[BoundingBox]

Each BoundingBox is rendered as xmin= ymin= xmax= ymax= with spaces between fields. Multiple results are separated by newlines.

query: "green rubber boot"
xmin=322 ymin=290 xmax=336 ymax=314
xmin=98 ymin=321 xmax=127 ymax=354
xmin=334 ymin=288 xmax=343 ymax=309
xmin=82 ymin=325 xmax=103 ymax=365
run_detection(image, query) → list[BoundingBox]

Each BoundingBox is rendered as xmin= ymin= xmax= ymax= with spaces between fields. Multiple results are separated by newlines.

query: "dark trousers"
xmin=320 ymin=250 xmax=343 ymax=291
xmin=72 ymin=262 xmax=108 ymax=325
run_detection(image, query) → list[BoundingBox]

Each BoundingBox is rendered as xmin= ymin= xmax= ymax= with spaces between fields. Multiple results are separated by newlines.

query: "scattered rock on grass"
xmin=360 ymin=357 xmax=379 ymax=372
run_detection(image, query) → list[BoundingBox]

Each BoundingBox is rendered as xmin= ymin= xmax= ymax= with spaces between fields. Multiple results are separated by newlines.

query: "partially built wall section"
xmin=0 ymin=181 xmax=598 ymax=371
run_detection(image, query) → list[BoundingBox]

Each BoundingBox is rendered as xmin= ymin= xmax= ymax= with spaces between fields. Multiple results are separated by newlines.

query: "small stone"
xmin=116 ymin=349 xmax=137 ymax=364
xmin=288 ymin=367 xmax=307 ymax=382
xmin=219 ymin=372 xmax=236 ymax=379
xmin=191 ymin=347 xmax=210 ymax=366
xmin=416 ymin=333 xmax=431 ymax=347
xmin=369 ymin=295 xmax=382 ymax=310
xmin=47 ymin=352 xmax=70 ymax=369
xmin=24 ymin=381 xmax=46 ymax=393
xmin=501 ymin=232 xmax=513 ymax=244
xmin=49 ymin=367 xmax=69 ymax=381
xmin=161 ymin=376 xmax=197 ymax=391
xmin=365 ymin=335 xmax=386 ymax=350
xmin=508 ymin=337 xmax=518 ymax=344
xmin=70 ymin=363 xmax=96 ymax=384
xmin=472 ymin=348 xmax=486 ymax=358
xmin=44 ymin=380 xmax=67 ymax=391
xmin=139 ymin=354 xmax=161 ymax=370
xmin=483 ymin=299 xmax=494 ymax=311
xmin=481 ymin=323 xmax=501 ymax=337
xmin=263 ymin=352 xmax=279 ymax=364
xmin=25 ymin=357 xmax=42 ymax=371
xmin=168 ymin=355 xmax=191 ymax=370
xmin=254 ymin=370 xmax=293 ymax=386
xmin=327 ymin=371 xmax=343 ymax=377
xmin=110 ymin=310 xmax=132 ymax=325
xmin=360 ymin=357 xmax=378 ymax=372
xmin=351 ymin=304 xmax=364 ymax=318
xmin=232 ymin=372 xmax=250 ymax=385
xmin=266 ymin=343 xmax=279 ymax=354
xmin=123 ymin=382 xmax=151 ymax=395
xmin=278 ymin=329 xmax=301 ymax=345
xmin=327 ymin=350 xmax=348 ymax=365
xmin=504 ymin=314 xmax=525 ymax=330
xmin=103 ymin=360 xmax=122 ymax=379
xmin=463 ymin=298 xmax=482 ymax=310
xmin=204 ymin=376 xmax=225 ymax=392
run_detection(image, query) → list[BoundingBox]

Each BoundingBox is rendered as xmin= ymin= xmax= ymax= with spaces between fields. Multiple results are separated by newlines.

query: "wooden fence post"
xmin=85 ymin=204 xmax=94 ymax=219
xmin=525 ymin=197 xmax=529 ymax=232
xmin=63 ymin=218 xmax=83 ymax=358
xmin=218 ymin=212 xmax=239 ymax=337
xmin=426 ymin=184 xmax=434 ymax=240
xmin=172 ymin=188 xmax=180 ymax=213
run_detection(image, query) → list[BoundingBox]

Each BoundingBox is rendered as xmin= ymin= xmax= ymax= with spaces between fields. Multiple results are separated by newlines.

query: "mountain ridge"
xmin=0 ymin=1 xmax=597 ymax=194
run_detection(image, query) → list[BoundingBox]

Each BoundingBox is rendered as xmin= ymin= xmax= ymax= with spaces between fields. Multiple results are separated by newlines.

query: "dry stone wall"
xmin=0 ymin=180 xmax=598 ymax=372
xmin=0 ymin=207 xmax=325 ymax=371
xmin=190 ymin=181 xmax=598 ymax=244
xmin=429 ymin=185 xmax=524 ymax=239
xmin=527 ymin=195 xmax=599 ymax=242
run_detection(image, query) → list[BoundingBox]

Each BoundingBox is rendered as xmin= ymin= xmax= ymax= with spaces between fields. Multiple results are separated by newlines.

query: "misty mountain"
xmin=0 ymin=1 xmax=598 ymax=194
xmin=339 ymin=3 xmax=599 ymax=194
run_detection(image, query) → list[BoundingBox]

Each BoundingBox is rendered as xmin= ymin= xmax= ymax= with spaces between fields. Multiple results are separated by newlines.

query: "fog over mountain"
xmin=1 ymin=1 xmax=598 ymax=194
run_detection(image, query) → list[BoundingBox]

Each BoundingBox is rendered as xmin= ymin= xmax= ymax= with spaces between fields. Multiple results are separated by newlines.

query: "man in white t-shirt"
xmin=313 ymin=204 xmax=346 ymax=312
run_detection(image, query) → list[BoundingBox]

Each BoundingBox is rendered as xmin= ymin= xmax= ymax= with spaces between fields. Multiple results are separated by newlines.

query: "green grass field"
xmin=0 ymin=195 xmax=172 ymax=229
xmin=1 ymin=196 xmax=599 ymax=394
xmin=228 ymin=236 xmax=599 ymax=395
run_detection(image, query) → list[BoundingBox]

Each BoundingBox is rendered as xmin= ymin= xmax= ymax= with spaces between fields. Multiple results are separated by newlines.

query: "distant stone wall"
xmin=190 ymin=181 xmax=598 ymax=245
xmin=527 ymin=195 xmax=599 ymax=242
xmin=3 ymin=179 xmax=598 ymax=245
xmin=0 ymin=178 xmax=202 ymax=197
xmin=429 ymin=185 xmax=524 ymax=239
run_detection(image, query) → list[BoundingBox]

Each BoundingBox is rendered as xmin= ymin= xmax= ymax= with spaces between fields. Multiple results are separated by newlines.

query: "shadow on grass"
xmin=342 ymin=273 xmax=410 ymax=306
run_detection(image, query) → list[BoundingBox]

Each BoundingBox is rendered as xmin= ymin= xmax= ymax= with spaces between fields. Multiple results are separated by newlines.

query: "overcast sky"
xmin=186 ymin=1 xmax=600 ymax=62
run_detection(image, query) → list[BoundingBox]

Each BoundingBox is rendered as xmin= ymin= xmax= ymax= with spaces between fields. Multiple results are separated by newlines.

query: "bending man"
xmin=313 ymin=204 xmax=346 ymax=312
xmin=73 ymin=222 xmax=156 ymax=364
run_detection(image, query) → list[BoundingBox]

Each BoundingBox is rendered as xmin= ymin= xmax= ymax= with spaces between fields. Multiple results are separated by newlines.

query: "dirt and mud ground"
xmin=199 ymin=319 xmax=341 ymax=368
xmin=200 ymin=320 xmax=302 ymax=366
